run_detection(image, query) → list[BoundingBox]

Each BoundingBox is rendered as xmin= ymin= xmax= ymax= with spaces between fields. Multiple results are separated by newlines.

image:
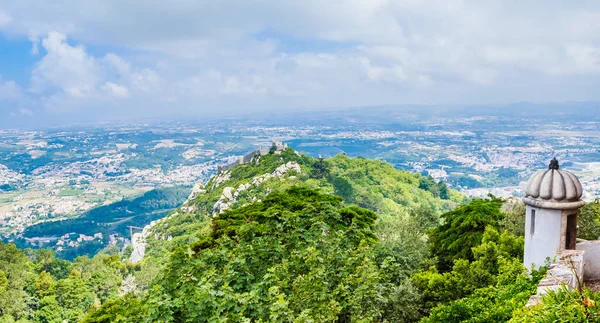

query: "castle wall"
xmin=217 ymin=142 xmax=287 ymax=173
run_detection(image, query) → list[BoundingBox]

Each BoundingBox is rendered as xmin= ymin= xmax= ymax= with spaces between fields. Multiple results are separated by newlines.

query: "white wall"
xmin=524 ymin=206 xmax=563 ymax=269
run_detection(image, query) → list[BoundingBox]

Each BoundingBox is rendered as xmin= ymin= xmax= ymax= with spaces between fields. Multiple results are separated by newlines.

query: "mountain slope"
xmin=137 ymin=147 xmax=464 ymax=268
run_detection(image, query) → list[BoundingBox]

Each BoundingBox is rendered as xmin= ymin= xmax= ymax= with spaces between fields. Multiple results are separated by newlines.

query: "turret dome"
xmin=522 ymin=158 xmax=584 ymax=209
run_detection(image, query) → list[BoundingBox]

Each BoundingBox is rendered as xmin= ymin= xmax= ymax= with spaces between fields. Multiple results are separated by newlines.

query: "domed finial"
xmin=549 ymin=158 xmax=559 ymax=170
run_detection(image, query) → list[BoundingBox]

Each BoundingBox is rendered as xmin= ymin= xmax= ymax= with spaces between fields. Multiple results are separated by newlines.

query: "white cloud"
xmin=101 ymin=82 xmax=129 ymax=98
xmin=27 ymin=32 xmax=165 ymax=110
xmin=30 ymin=32 xmax=101 ymax=97
xmin=0 ymin=77 xmax=21 ymax=101
xmin=565 ymin=44 xmax=600 ymax=74
xmin=104 ymin=53 xmax=131 ymax=77
xmin=28 ymin=33 xmax=40 ymax=55
xmin=131 ymin=69 xmax=160 ymax=93
xmin=0 ymin=0 xmax=600 ymax=120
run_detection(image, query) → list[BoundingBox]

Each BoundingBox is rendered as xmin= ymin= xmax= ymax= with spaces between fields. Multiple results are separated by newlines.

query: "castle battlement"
xmin=217 ymin=141 xmax=288 ymax=173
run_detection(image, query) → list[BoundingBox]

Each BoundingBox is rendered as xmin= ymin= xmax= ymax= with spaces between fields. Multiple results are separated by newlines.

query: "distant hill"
xmin=143 ymin=147 xmax=465 ymax=261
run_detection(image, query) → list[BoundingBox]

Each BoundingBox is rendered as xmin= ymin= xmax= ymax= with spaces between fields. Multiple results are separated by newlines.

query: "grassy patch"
xmin=58 ymin=189 xmax=84 ymax=196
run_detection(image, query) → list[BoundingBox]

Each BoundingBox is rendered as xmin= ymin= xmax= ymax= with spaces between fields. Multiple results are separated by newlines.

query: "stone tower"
xmin=522 ymin=158 xmax=584 ymax=269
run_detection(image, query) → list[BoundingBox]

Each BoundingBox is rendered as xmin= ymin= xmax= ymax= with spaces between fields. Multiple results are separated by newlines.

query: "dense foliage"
xmin=84 ymin=187 xmax=426 ymax=322
xmin=578 ymin=199 xmax=600 ymax=241
xmin=5 ymin=148 xmax=600 ymax=322
xmin=0 ymin=243 xmax=136 ymax=322
xmin=427 ymin=196 xmax=505 ymax=270
xmin=511 ymin=287 xmax=600 ymax=322
xmin=147 ymin=149 xmax=462 ymax=271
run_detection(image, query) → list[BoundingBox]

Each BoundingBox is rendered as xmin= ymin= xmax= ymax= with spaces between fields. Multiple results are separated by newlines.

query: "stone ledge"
xmin=526 ymin=249 xmax=585 ymax=307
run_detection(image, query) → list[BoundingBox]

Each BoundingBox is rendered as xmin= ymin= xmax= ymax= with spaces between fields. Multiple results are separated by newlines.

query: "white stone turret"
xmin=522 ymin=158 xmax=585 ymax=269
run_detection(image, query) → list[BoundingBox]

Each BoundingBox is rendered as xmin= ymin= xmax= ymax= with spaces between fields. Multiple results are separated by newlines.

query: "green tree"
xmin=34 ymin=271 xmax=55 ymax=299
xmin=46 ymin=258 xmax=72 ymax=280
xmin=500 ymin=198 xmax=526 ymax=237
xmin=81 ymin=294 xmax=143 ymax=323
xmin=0 ymin=242 xmax=35 ymax=321
xmin=128 ymin=187 xmax=404 ymax=321
xmin=55 ymin=270 xmax=95 ymax=321
xmin=121 ymin=246 xmax=133 ymax=261
xmin=0 ymin=270 xmax=7 ymax=293
xmin=34 ymin=296 xmax=63 ymax=323
xmin=311 ymin=158 xmax=330 ymax=179
xmin=578 ymin=199 xmax=600 ymax=240
xmin=414 ymin=227 xmax=524 ymax=310
xmin=428 ymin=196 xmax=505 ymax=270
xmin=422 ymin=259 xmax=544 ymax=323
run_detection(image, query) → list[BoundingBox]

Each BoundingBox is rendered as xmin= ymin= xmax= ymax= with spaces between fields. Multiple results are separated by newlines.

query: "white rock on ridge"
xmin=252 ymin=175 xmax=269 ymax=186
xmin=211 ymin=171 xmax=231 ymax=189
xmin=187 ymin=183 xmax=206 ymax=201
xmin=211 ymin=162 xmax=301 ymax=216
xmin=129 ymin=232 xmax=146 ymax=264
xmin=214 ymin=199 xmax=233 ymax=214
xmin=222 ymin=187 xmax=234 ymax=201
xmin=129 ymin=212 xmax=177 ymax=263
xmin=272 ymin=162 xmax=301 ymax=177
xmin=213 ymin=187 xmax=236 ymax=215
xmin=181 ymin=205 xmax=196 ymax=213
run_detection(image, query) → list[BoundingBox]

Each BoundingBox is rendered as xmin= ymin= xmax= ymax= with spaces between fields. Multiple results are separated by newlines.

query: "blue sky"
xmin=0 ymin=35 xmax=37 ymax=84
xmin=1 ymin=1 xmax=600 ymax=128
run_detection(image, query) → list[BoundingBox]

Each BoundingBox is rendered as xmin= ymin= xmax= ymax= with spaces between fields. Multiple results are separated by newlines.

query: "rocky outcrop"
xmin=251 ymin=162 xmax=301 ymax=186
xmin=132 ymin=157 xmax=303 ymax=263
xmin=212 ymin=162 xmax=302 ymax=215
xmin=129 ymin=212 xmax=177 ymax=263
xmin=273 ymin=162 xmax=301 ymax=177
xmin=188 ymin=183 xmax=206 ymax=201
xmin=129 ymin=232 xmax=146 ymax=264
xmin=211 ymin=171 xmax=231 ymax=190
xmin=213 ymin=186 xmax=235 ymax=214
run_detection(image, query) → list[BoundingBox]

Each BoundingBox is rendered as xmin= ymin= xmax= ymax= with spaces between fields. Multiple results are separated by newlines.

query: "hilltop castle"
xmin=217 ymin=141 xmax=287 ymax=173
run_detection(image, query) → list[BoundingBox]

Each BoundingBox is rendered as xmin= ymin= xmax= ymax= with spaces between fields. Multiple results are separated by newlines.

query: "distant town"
xmin=2 ymin=106 xmax=600 ymax=255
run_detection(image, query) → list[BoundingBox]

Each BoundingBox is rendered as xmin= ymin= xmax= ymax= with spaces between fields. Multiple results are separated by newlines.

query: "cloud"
xmin=30 ymin=32 xmax=101 ymax=97
xmin=0 ymin=0 xmax=600 ymax=123
xmin=0 ymin=77 xmax=21 ymax=101
xmin=27 ymin=32 xmax=165 ymax=111
xmin=0 ymin=10 xmax=11 ymax=27
xmin=101 ymin=82 xmax=129 ymax=98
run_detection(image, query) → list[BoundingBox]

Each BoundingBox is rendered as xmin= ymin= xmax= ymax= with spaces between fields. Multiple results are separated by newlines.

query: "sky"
xmin=1 ymin=1 xmax=600 ymax=128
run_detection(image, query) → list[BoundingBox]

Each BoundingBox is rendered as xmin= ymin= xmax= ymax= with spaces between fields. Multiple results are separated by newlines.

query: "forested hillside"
xmin=2 ymin=148 xmax=600 ymax=322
